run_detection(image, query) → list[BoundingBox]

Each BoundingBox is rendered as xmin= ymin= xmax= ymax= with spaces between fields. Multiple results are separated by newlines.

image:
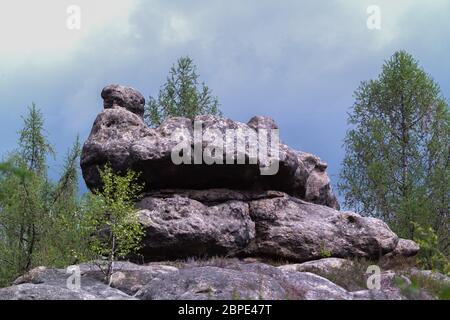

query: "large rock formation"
xmin=79 ymin=84 xmax=419 ymax=263
xmin=0 ymin=84 xmax=434 ymax=301
xmin=81 ymin=84 xmax=340 ymax=209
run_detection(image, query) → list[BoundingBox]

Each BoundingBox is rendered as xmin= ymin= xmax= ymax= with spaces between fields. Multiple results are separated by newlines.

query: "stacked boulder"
xmin=80 ymin=84 xmax=418 ymax=263
xmin=1 ymin=84 xmax=439 ymax=301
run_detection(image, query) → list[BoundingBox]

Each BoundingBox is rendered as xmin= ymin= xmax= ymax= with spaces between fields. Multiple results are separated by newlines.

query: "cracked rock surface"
xmin=1 ymin=259 xmax=446 ymax=300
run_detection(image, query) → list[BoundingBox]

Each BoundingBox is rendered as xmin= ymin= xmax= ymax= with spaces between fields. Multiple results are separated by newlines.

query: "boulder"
xmin=136 ymin=266 xmax=287 ymax=300
xmin=81 ymin=85 xmax=339 ymax=209
xmin=350 ymin=271 xmax=409 ymax=300
xmin=387 ymin=238 xmax=420 ymax=257
xmin=108 ymin=262 xmax=178 ymax=295
xmin=351 ymin=271 xmax=436 ymax=300
xmin=136 ymin=189 xmax=398 ymax=262
xmin=0 ymin=284 xmax=110 ymax=300
xmin=224 ymin=261 xmax=353 ymax=300
xmin=135 ymin=262 xmax=353 ymax=300
xmin=277 ymin=258 xmax=354 ymax=274
xmin=247 ymin=201 xmax=398 ymax=261
xmin=101 ymin=84 xmax=145 ymax=118
xmin=137 ymin=193 xmax=255 ymax=260
xmin=408 ymin=268 xmax=450 ymax=285
xmin=2 ymin=260 xmax=434 ymax=300
xmin=3 ymin=265 xmax=135 ymax=300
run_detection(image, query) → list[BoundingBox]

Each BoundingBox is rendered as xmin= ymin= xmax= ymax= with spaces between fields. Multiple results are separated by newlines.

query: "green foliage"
xmin=38 ymin=136 xmax=87 ymax=268
xmin=0 ymin=105 xmax=147 ymax=288
xmin=395 ymin=273 xmax=450 ymax=300
xmin=319 ymin=244 xmax=332 ymax=258
xmin=145 ymin=56 xmax=221 ymax=127
xmin=18 ymin=103 xmax=54 ymax=174
xmin=339 ymin=51 xmax=450 ymax=271
xmin=231 ymin=289 xmax=241 ymax=300
xmin=0 ymin=161 xmax=30 ymax=180
xmin=0 ymin=107 xmax=146 ymax=287
xmin=82 ymin=164 xmax=144 ymax=283
xmin=412 ymin=223 xmax=450 ymax=275
xmin=0 ymin=104 xmax=57 ymax=285
xmin=0 ymin=106 xmax=85 ymax=287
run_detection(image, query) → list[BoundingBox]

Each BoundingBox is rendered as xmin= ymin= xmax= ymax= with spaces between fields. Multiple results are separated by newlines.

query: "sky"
xmin=1 ymin=0 xmax=449 ymax=201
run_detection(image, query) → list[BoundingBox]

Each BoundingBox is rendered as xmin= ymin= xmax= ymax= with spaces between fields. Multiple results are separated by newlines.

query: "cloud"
xmin=0 ymin=0 xmax=136 ymax=61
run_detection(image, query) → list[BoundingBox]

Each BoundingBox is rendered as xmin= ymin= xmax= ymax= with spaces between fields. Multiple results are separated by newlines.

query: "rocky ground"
xmin=1 ymin=257 xmax=448 ymax=300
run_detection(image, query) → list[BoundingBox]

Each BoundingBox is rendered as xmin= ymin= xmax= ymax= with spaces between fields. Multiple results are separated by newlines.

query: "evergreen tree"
xmin=53 ymin=135 xmax=81 ymax=205
xmin=145 ymin=56 xmax=221 ymax=127
xmin=339 ymin=51 xmax=449 ymax=270
xmin=0 ymin=106 xmax=85 ymax=286
xmin=0 ymin=161 xmax=29 ymax=180
xmin=41 ymin=136 xmax=86 ymax=267
xmin=5 ymin=103 xmax=56 ymax=272
xmin=18 ymin=103 xmax=54 ymax=174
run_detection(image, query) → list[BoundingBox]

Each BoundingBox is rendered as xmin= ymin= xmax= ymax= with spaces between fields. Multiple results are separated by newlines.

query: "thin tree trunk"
xmin=25 ymin=224 xmax=36 ymax=271
xmin=400 ymin=94 xmax=414 ymax=239
xmin=107 ymin=234 xmax=116 ymax=284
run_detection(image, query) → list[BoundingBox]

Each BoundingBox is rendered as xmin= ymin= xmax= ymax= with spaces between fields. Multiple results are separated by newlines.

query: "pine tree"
xmin=0 ymin=106 xmax=86 ymax=285
xmin=54 ymin=135 xmax=81 ymax=204
xmin=339 ymin=51 xmax=449 ymax=270
xmin=42 ymin=136 xmax=86 ymax=267
xmin=18 ymin=103 xmax=54 ymax=174
xmin=10 ymin=103 xmax=55 ymax=271
xmin=145 ymin=56 xmax=221 ymax=127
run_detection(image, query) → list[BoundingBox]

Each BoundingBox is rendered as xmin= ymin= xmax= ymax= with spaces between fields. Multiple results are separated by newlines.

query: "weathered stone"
xmin=277 ymin=258 xmax=354 ymax=274
xmin=81 ymin=85 xmax=339 ymax=209
xmin=1 ymin=260 xmax=439 ymax=300
xmin=3 ymin=265 xmax=135 ymax=300
xmin=80 ymin=107 xmax=150 ymax=190
xmin=101 ymin=84 xmax=145 ymax=118
xmin=135 ymin=263 xmax=352 ymax=300
xmin=135 ymin=190 xmax=397 ymax=262
xmin=135 ymin=266 xmax=286 ymax=300
xmin=137 ymin=194 xmax=255 ymax=260
xmin=108 ymin=262 xmax=178 ymax=295
xmin=409 ymin=268 xmax=450 ymax=285
xmin=245 ymin=196 xmax=398 ymax=261
xmin=0 ymin=284 xmax=105 ymax=300
xmin=349 ymin=271 xmax=434 ymax=300
xmin=387 ymin=238 xmax=420 ymax=257
xmin=222 ymin=262 xmax=353 ymax=300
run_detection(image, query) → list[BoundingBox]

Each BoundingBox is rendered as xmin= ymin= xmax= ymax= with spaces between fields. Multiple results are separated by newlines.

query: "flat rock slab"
xmin=136 ymin=189 xmax=400 ymax=262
